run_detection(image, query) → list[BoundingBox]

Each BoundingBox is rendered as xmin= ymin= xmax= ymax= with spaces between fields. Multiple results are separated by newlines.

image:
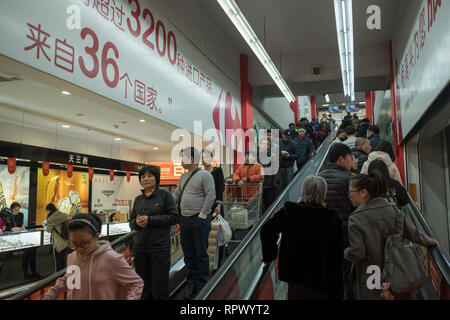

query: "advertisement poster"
xmin=0 ymin=164 xmax=30 ymax=226
xmin=36 ymin=168 xmax=89 ymax=225
xmin=91 ymin=174 xmax=141 ymax=212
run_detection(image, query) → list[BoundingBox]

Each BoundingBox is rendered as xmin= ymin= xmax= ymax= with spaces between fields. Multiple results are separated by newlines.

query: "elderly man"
xmin=295 ymin=128 xmax=314 ymax=172
xmin=351 ymin=137 xmax=372 ymax=173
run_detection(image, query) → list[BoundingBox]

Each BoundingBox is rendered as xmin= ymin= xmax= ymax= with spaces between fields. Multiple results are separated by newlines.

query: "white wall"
xmin=298 ymin=96 xmax=311 ymax=121
xmin=261 ymin=97 xmax=293 ymax=129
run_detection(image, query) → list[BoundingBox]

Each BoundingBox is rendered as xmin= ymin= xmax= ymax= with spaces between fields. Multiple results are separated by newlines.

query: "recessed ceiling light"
xmin=359 ymin=102 xmax=366 ymax=104
xmin=62 ymin=91 xmax=71 ymax=95
xmin=139 ymin=119 xmax=145 ymax=123
xmin=61 ymin=125 xmax=70 ymax=128
xmin=180 ymin=134 xmax=184 ymax=137
xmin=153 ymin=147 xmax=159 ymax=150
xmin=114 ymin=138 xmax=121 ymax=141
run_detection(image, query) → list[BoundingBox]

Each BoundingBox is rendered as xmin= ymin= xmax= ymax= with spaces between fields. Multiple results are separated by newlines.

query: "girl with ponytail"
xmin=345 ymin=172 xmax=439 ymax=300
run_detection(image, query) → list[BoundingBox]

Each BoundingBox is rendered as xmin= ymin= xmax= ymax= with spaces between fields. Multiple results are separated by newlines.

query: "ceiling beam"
xmin=256 ymin=76 xmax=390 ymax=98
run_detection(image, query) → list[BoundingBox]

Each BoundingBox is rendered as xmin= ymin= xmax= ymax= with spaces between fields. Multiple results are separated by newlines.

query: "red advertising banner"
xmin=118 ymin=244 xmax=132 ymax=265
xmin=429 ymin=256 xmax=440 ymax=293
xmin=7 ymin=158 xmax=16 ymax=174
xmin=126 ymin=171 xmax=130 ymax=182
xmin=66 ymin=164 xmax=73 ymax=178
xmin=88 ymin=167 xmax=94 ymax=181
xmin=109 ymin=169 xmax=114 ymax=181
xmin=42 ymin=162 xmax=50 ymax=176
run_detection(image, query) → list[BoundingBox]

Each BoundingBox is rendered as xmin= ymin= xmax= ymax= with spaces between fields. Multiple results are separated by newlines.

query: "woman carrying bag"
xmin=44 ymin=203 xmax=71 ymax=271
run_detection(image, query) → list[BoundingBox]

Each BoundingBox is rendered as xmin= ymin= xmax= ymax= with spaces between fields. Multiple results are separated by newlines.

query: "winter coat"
xmin=44 ymin=241 xmax=144 ymax=300
xmin=357 ymin=123 xmax=370 ymax=138
xmin=261 ymin=202 xmax=344 ymax=299
xmin=342 ymin=136 xmax=357 ymax=149
xmin=368 ymin=134 xmax=381 ymax=150
xmin=360 ymin=151 xmax=402 ymax=184
xmin=318 ymin=163 xmax=355 ymax=232
xmin=351 ymin=148 xmax=369 ymax=173
xmin=344 ymin=198 xmax=437 ymax=300
xmin=259 ymin=150 xmax=281 ymax=189
xmin=129 ymin=187 xmax=179 ymax=253
xmin=232 ymin=163 xmax=264 ymax=183
xmin=45 ymin=210 xmax=71 ymax=252
xmin=295 ymin=138 xmax=314 ymax=167
xmin=279 ymin=139 xmax=299 ymax=168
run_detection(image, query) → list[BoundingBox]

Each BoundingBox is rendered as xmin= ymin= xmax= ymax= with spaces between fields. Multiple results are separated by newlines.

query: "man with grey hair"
xmin=261 ymin=175 xmax=344 ymax=299
xmin=351 ymin=137 xmax=371 ymax=173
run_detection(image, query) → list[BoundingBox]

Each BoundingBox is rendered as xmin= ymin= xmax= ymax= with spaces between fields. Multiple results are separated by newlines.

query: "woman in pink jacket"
xmin=43 ymin=213 xmax=143 ymax=300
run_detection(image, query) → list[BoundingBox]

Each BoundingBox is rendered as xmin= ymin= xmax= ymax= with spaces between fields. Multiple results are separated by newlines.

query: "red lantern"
xmin=88 ymin=167 xmax=94 ymax=181
xmin=126 ymin=171 xmax=130 ymax=182
xmin=67 ymin=164 xmax=73 ymax=178
xmin=109 ymin=169 xmax=114 ymax=181
xmin=7 ymin=158 xmax=16 ymax=174
xmin=42 ymin=162 xmax=50 ymax=176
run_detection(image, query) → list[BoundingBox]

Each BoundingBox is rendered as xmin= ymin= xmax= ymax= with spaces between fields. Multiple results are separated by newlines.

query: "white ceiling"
xmin=0 ymin=55 xmax=199 ymax=153
xmin=195 ymin=0 xmax=409 ymax=88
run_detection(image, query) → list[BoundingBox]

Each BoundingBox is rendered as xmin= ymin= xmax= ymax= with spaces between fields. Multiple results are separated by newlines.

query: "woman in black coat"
xmin=261 ymin=175 xmax=344 ymax=300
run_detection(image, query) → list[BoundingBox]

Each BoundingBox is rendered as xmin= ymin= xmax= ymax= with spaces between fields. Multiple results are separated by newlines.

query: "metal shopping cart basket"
xmin=223 ymin=182 xmax=262 ymax=230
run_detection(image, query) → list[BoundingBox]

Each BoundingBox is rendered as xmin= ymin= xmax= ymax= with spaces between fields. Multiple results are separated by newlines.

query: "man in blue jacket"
xmin=279 ymin=129 xmax=299 ymax=191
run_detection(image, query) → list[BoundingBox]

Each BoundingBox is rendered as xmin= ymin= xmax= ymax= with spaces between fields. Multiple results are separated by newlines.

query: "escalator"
xmin=8 ymin=132 xmax=449 ymax=300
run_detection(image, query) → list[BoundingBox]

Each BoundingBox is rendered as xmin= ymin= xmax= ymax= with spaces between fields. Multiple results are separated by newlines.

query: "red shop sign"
xmin=88 ymin=167 xmax=94 ymax=181
xmin=42 ymin=162 xmax=50 ymax=176
xmin=67 ymin=164 xmax=73 ymax=178
xmin=126 ymin=171 xmax=130 ymax=182
xmin=109 ymin=169 xmax=114 ymax=181
xmin=7 ymin=158 xmax=16 ymax=174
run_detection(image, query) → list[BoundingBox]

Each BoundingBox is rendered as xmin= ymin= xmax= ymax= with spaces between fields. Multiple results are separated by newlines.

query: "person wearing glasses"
xmin=42 ymin=213 xmax=143 ymax=300
xmin=346 ymin=172 xmax=439 ymax=300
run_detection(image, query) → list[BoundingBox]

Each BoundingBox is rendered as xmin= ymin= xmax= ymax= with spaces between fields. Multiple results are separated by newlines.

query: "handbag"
xmin=215 ymin=214 xmax=232 ymax=246
xmin=177 ymin=168 xmax=201 ymax=214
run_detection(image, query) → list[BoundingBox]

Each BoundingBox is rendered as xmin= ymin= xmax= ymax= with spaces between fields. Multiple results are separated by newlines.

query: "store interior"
xmin=0 ymin=55 xmax=230 ymax=291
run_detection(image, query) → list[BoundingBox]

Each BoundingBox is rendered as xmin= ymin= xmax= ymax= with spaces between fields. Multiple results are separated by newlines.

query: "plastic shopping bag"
xmin=216 ymin=215 xmax=232 ymax=246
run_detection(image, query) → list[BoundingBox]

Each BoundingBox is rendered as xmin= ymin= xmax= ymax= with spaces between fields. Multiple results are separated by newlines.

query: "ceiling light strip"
xmin=217 ymin=0 xmax=295 ymax=102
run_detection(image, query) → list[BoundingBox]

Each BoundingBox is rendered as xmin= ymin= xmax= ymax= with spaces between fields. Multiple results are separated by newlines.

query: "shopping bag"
xmin=216 ymin=214 xmax=232 ymax=246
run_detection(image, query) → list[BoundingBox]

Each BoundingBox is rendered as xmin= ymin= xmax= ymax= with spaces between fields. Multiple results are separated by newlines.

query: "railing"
xmin=196 ymin=133 xmax=335 ymax=300
xmin=8 ymin=231 xmax=136 ymax=300
xmin=403 ymin=196 xmax=450 ymax=300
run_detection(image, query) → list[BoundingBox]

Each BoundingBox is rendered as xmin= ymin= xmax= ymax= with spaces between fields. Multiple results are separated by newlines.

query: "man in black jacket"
xmin=295 ymin=128 xmax=314 ymax=171
xmin=130 ymin=165 xmax=179 ymax=300
xmin=367 ymin=125 xmax=381 ymax=150
xmin=351 ymin=137 xmax=371 ymax=173
xmin=259 ymin=138 xmax=280 ymax=213
xmin=356 ymin=118 xmax=370 ymax=138
xmin=318 ymin=143 xmax=355 ymax=300
xmin=279 ymin=129 xmax=299 ymax=191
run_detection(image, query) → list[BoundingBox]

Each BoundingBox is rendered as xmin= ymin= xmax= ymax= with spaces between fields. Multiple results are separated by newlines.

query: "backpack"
xmin=54 ymin=220 xmax=70 ymax=240
xmin=382 ymin=215 xmax=423 ymax=294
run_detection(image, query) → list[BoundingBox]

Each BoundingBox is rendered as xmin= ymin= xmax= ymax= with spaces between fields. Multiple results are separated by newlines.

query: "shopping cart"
xmin=222 ymin=182 xmax=263 ymax=230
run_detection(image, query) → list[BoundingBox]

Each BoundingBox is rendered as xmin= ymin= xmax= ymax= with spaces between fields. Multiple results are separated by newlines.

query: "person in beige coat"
xmin=360 ymin=140 xmax=402 ymax=184
xmin=345 ymin=172 xmax=439 ymax=300
xmin=45 ymin=203 xmax=71 ymax=271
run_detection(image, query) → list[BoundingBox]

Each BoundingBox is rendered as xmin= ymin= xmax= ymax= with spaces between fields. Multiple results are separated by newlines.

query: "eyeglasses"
xmin=348 ymin=189 xmax=360 ymax=195
xmin=70 ymin=239 xmax=94 ymax=249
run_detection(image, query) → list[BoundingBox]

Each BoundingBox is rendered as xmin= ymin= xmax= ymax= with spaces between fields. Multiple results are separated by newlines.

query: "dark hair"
xmin=10 ymin=202 xmax=21 ymax=210
xmin=362 ymin=118 xmax=370 ymax=123
xmin=375 ymin=140 xmax=396 ymax=162
xmin=300 ymin=118 xmax=308 ymax=122
xmin=353 ymin=114 xmax=358 ymax=119
xmin=138 ymin=165 xmax=160 ymax=186
xmin=368 ymin=160 xmax=394 ymax=188
xmin=68 ymin=213 xmax=102 ymax=237
xmin=339 ymin=119 xmax=353 ymax=130
xmin=45 ymin=203 xmax=57 ymax=214
xmin=328 ymin=143 xmax=352 ymax=163
xmin=368 ymin=125 xmax=380 ymax=135
xmin=350 ymin=171 xmax=387 ymax=198
xmin=266 ymin=129 xmax=272 ymax=133
xmin=289 ymin=123 xmax=295 ymax=127
xmin=182 ymin=147 xmax=200 ymax=164
xmin=336 ymin=129 xmax=345 ymax=136
xmin=345 ymin=126 xmax=356 ymax=135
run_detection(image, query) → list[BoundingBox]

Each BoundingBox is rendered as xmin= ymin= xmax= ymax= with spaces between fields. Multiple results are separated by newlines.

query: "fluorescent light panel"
xmin=217 ymin=0 xmax=295 ymax=102
xmin=333 ymin=0 xmax=354 ymax=99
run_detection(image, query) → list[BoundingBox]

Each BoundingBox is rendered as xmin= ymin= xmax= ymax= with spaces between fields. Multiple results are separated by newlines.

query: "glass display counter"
xmin=0 ymin=230 xmax=42 ymax=253
xmin=108 ymin=222 xmax=131 ymax=236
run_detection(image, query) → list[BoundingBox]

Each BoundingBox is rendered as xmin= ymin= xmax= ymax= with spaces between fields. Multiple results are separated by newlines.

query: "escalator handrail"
xmin=196 ymin=133 xmax=335 ymax=299
xmin=8 ymin=230 xmax=136 ymax=300
xmin=404 ymin=194 xmax=450 ymax=285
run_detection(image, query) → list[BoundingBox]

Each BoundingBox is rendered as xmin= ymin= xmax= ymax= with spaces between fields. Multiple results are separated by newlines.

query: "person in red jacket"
xmin=233 ymin=151 xmax=264 ymax=185
xmin=233 ymin=151 xmax=264 ymax=201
